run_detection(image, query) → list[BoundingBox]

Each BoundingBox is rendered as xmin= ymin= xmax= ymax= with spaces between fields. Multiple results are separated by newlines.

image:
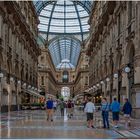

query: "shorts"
xmin=112 ymin=112 xmax=119 ymax=121
xmin=87 ymin=113 xmax=93 ymax=121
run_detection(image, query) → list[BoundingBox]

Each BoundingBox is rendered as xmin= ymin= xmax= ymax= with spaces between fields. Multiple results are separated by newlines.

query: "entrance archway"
xmin=61 ymin=87 xmax=70 ymax=101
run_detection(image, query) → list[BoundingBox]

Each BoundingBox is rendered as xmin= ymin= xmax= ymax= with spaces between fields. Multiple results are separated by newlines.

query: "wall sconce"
xmin=100 ymin=81 xmax=104 ymax=84
xmin=10 ymin=77 xmax=14 ymax=82
xmin=0 ymin=72 xmax=4 ymax=78
xmin=18 ymin=80 xmax=21 ymax=84
xmin=106 ymin=77 xmax=110 ymax=82
xmin=114 ymin=73 xmax=118 ymax=78
xmin=124 ymin=66 xmax=131 ymax=73
xmin=23 ymin=83 xmax=26 ymax=87
xmin=96 ymin=83 xmax=100 ymax=87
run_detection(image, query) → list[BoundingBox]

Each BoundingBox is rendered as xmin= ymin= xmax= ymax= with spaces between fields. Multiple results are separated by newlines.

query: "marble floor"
xmin=0 ymin=108 xmax=140 ymax=139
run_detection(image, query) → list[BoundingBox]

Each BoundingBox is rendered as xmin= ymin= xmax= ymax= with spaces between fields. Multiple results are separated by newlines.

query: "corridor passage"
xmin=0 ymin=108 xmax=140 ymax=139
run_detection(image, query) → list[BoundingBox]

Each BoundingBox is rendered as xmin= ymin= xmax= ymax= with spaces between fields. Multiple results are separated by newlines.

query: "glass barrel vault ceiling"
xmin=34 ymin=0 xmax=92 ymax=69
xmin=49 ymin=36 xmax=81 ymax=69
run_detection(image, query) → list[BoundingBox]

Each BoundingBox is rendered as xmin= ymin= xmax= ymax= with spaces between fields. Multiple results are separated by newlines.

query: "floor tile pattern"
xmin=0 ymin=108 xmax=140 ymax=139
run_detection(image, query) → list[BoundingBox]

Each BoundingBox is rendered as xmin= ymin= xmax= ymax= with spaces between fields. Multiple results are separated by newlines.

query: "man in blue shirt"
xmin=101 ymin=98 xmax=110 ymax=129
xmin=122 ymin=98 xmax=132 ymax=128
xmin=111 ymin=98 xmax=120 ymax=128
xmin=46 ymin=98 xmax=53 ymax=121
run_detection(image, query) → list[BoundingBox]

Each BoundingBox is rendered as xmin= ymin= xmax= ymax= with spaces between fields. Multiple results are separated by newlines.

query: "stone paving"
xmin=0 ymin=108 xmax=140 ymax=139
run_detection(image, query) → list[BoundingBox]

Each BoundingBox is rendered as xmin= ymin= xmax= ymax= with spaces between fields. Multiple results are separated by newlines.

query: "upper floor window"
xmin=62 ymin=71 xmax=69 ymax=83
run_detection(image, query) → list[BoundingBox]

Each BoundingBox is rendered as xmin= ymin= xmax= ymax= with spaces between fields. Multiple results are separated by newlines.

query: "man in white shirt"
xmin=84 ymin=98 xmax=96 ymax=128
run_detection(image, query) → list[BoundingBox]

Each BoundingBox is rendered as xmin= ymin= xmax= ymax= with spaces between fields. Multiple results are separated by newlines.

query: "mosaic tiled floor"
xmin=0 ymin=109 xmax=140 ymax=139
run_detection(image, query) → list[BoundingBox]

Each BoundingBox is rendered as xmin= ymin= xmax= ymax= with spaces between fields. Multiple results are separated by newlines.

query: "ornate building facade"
xmin=0 ymin=1 xmax=40 ymax=112
xmin=86 ymin=1 xmax=140 ymax=118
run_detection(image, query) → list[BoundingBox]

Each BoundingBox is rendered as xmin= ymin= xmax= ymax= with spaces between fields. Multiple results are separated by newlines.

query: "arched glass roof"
xmin=49 ymin=36 xmax=81 ymax=69
xmin=34 ymin=0 xmax=92 ymax=41
xmin=34 ymin=0 xmax=92 ymax=69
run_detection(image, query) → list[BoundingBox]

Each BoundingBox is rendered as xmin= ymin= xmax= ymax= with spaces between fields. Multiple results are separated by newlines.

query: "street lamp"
xmin=124 ymin=66 xmax=131 ymax=102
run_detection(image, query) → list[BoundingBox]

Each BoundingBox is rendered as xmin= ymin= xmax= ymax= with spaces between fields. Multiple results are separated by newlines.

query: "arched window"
xmin=61 ymin=87 xmax=70 ymax=101
xmin=62 ymin=71 xmax=69 ymax=83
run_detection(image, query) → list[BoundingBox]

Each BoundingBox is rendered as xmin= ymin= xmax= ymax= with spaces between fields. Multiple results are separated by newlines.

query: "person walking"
xmin=53 ymin=100 xmax=57 ymax=112
xmin=46 ymin=98 xmax=54 ymax=121
xmin=60 ymin=100 xmax=65 ymax=116
xmin=101 ymin=98 xmax=110 ymax=129
xmin=110 ymin=98 xmax=120 ymax=128
xmin=122 ymin=98 xmax=132 ymax=128
xmin=67 ymin=100 xmax=72 ymax=118
xmin=84 ymin=98 xmax=96 ymax=128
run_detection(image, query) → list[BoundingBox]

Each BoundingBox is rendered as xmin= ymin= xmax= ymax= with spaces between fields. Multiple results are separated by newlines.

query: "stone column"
xmin=0 ymin=15 xmax=3 ymax=38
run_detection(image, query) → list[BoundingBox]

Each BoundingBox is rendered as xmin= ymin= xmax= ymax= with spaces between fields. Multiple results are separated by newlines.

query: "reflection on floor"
xmin=0 ymin=108 xmax=140 ymax=139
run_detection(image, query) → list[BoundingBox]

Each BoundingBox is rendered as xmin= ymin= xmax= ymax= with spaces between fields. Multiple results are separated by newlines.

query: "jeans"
xmin=102 ymin=111 xmax=109 ymax=128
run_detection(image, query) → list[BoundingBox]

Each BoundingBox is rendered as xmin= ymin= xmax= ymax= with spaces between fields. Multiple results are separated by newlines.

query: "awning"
xmin=22 ymin=89 xmax=44 ymax=98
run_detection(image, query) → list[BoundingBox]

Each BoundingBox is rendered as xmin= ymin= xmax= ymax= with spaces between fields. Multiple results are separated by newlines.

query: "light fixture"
xmin=23 ymin=83 xmax=26 ymax=86
xmin=0 ymin=72 xmax=4 ymax=78
xmin=100 ymin=81 xmax=104 ymax=84
xmin=114 ymin=73 xmax=118 ymax=78
xmin=106 ymin=77 xmax=110 ymax=82
xmin=97 ymin=83 xmax=100 ymax=87
xmin=38 ymin=89 xmax=41 ymax=92
xmin=32 ymin=87 xmax=34 ymax=90
xmin=10 ymin=77 xmax=14 ymax=82
xmin=28 ymin=85 xmax=31 ymax=88
xmin=35 ymin=88 xmax=37 ymax=91
xmin=124 ymin=66 xmax=131 ymax=73
xmin=93 ymin=86 xmax=96 ymax=89
xmin=18 ymin=80 xmax=21 ymax=84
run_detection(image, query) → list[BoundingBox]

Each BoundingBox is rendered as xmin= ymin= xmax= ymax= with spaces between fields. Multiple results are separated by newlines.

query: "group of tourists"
xmin=45 ymin=98 xmax=74 ymax=121
xmin=84 ymin=97 xmax=132 ymax=129
xmin=45 ymin=96 xmax=132 ymax=129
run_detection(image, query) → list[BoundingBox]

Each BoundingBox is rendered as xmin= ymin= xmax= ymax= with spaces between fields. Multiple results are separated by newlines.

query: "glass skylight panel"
xmin=44 ymin=4 xmax=53 ymax=11
xmin=66 ymin=26 xmax=81 ymax=33
xmin=38 ymin=25 xmax=47 ymax=32
xmin=39 ymin=16 xmax=49 ymax=23
xmin=54 ymin=5 xmax=64 ymax=12
xmin=79 ymin=11 xmax=88 ymax=17
xmin=40 ymin=9 xmax=51 ymax=17
xmin=65 ymin=12 xmax=77 ymax=18
xmin=52 ymin=12 xmax=65 ymax=18
xmin=82 ymin=25 xmax=90 ymax=32
xmin=66 ymin=19 xmax=79 ymax=25
xmin=66 ymin=6 xmax=75 ymax=12
xmin=80 ymin=17 xmax=89 ymax=24
xmin=49 ymin=26 xmax=64 ymax=33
